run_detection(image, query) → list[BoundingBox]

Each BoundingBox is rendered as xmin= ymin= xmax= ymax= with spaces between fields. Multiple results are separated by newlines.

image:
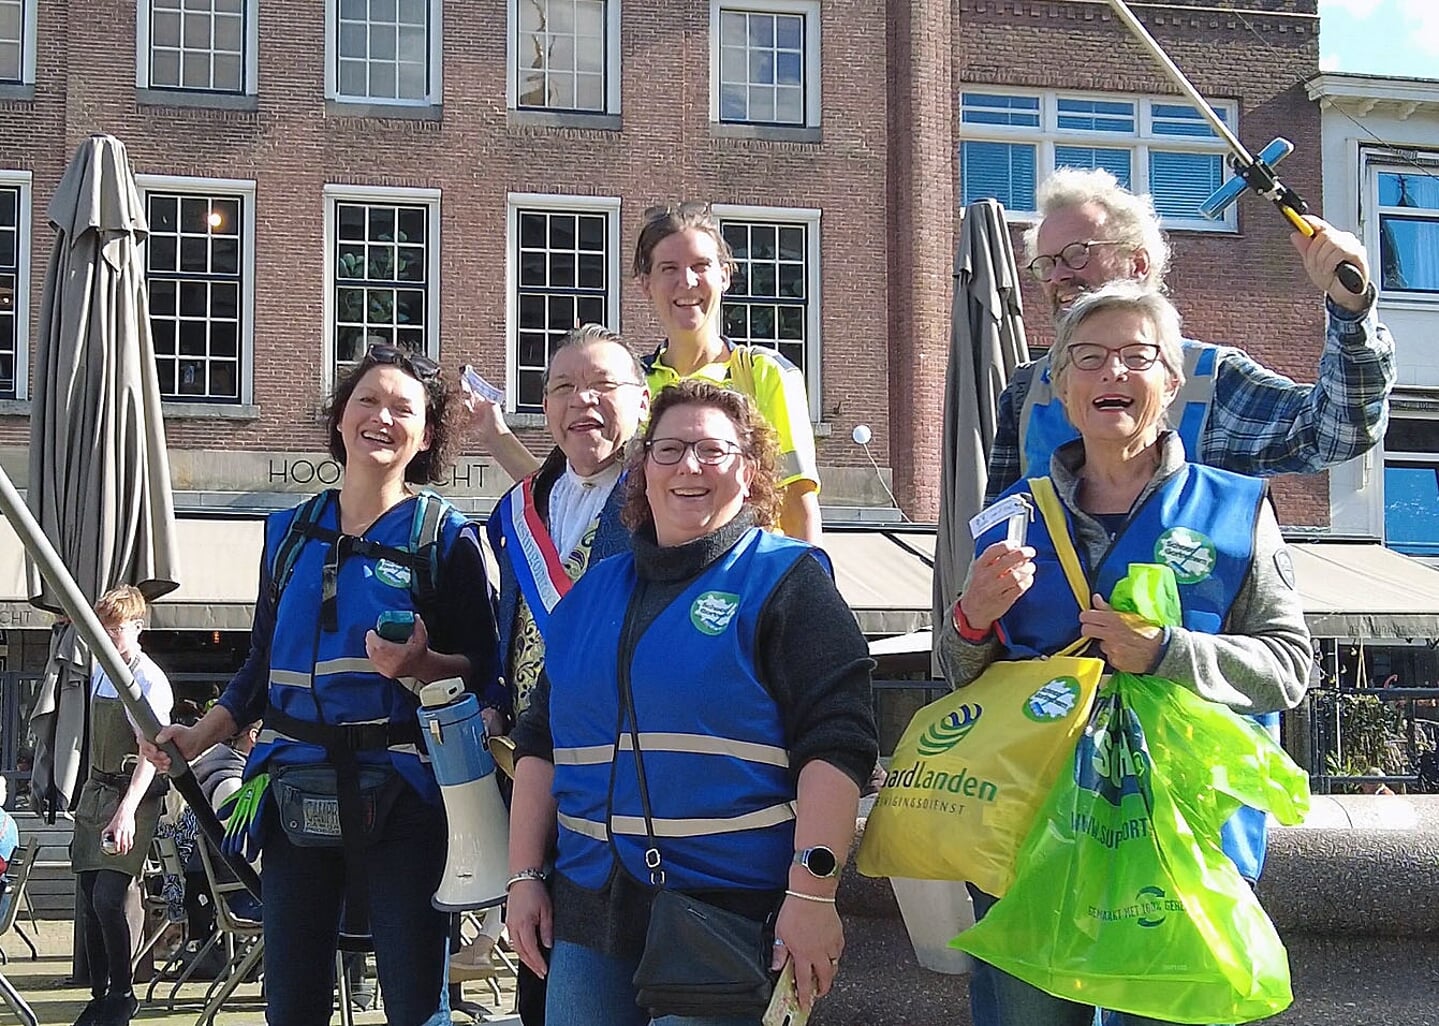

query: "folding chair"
xmin=0 ymin=843 xmax=39 ymax=963
xmin=191 ymin=836 xmax=263 ymax=1026
xmin=132 ymin=834 xmax=187 ymax=979
xmin=0 ymin=966 xmax=37 ymax=1026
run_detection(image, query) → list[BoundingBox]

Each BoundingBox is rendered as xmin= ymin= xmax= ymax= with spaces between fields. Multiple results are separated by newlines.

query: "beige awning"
xmin=0 ymin=515 xmax=264 ymax=631
xmin=7 ymin=519 xmax=1434 ymax=642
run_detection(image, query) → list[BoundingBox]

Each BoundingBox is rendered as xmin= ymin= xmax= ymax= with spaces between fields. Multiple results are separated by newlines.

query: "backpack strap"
xmin=408 ymin=491 xmax=446 ymax=610
xmin=270 ymin=490 xmax=338 ymax=609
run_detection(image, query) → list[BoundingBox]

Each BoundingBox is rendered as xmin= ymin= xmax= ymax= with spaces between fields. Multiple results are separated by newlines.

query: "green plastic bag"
xmin=952 ymin=563 xmax=1310 ymax=1024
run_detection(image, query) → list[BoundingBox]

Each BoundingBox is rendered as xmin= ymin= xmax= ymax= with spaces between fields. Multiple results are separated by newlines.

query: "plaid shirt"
xmin=984 ymin=297 xmax=1396 ymax=505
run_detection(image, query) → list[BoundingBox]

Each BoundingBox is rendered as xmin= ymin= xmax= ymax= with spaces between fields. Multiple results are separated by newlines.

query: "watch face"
xmin=804 ymin=846 xmax=838 ymax=878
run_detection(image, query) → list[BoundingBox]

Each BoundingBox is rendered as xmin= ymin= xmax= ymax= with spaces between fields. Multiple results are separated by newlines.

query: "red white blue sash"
xmin=497 ymin=476 xmax=573 ymax=638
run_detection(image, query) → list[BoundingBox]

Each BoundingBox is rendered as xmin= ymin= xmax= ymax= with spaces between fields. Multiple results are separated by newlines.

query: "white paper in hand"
xmin=461 ymin=365 xmax=505 ymax=404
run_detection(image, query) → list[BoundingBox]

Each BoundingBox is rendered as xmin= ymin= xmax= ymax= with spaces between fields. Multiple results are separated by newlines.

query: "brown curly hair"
xmin=621 ymin=379 xmax=783 ymax=534
xmin=323 ymin=352 xmax=456 ymax=485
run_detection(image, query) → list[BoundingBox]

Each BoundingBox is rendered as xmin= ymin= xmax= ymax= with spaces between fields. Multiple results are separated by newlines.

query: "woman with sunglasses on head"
xmin=470 ymin=202 xmax=822 ymax=544
xmin=936 ymin=282 xmax=1310 ymax=1026
xmin=505 ymin=380 xmax=876 ymax=1026
xmin=144 ymin=345 xmax=503 ymax=1026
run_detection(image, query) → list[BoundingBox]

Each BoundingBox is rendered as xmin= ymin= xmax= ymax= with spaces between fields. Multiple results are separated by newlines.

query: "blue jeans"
xmin=260 ymin=787 xmax=451 ymax=1026
xmin=545 ymin=940 xmax=762 ymax=1026
xmin=967 ymin=886 xmax=1195 ymax=1026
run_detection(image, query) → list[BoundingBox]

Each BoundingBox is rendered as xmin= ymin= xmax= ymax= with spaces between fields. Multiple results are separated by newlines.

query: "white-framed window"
xmin=325 ymin=0 xmax=441 ymax=106
xmin=1384 ymin=416 xmax=1439 ymax=558
xmin=136 ymin=0 xmax=257 ymax=94
xmin=505 ymin=193 xmax=621 ymax=413
xmin=958 ymin=90 xmax=1237 ymax=230
xmin=710 ymin=0 xmax=820 ymax=128
xmin=508 ymin=0 xmax=620 ymax=115
xmin=0 ymin=171 xmax=30 ymax=400
xmin=1369 ymin=162 xmax=1439 ymax=296
xmin=0 ymin=0 xmax=36 ymax=86
xmin=713 ymin=203 xmax=821 ymax=417
xmin=137 ymin=175 xmax=256 ymax=403
xmin=323 ymin=185 xmax=441 ymax=390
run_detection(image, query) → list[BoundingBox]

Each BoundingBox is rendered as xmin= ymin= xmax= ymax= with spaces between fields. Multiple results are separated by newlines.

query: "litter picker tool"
xmin=0 ymin=466 xmax=262 ymax=898
xmin=1105 ymin=0 xmax=1366 ymax=295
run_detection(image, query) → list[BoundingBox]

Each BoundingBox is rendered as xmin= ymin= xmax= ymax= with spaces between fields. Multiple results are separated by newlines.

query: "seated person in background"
xmin=0 ymin=776 xmax=19 ymax=886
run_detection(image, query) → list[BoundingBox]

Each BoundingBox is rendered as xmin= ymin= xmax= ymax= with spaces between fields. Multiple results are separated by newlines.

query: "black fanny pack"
xmin=270 ymin=763 xmax=402 ymax=848
xmin=633 ymin=890 xmax=775 ymax=1017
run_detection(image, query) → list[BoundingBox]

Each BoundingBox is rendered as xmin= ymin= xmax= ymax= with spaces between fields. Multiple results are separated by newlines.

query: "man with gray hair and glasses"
xmin=985 ymin=166 xmax=1395 ymax=503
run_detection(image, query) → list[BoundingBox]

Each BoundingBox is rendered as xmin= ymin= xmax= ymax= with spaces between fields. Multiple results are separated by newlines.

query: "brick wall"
xmin=953 ymin=0 xmax=1329 ymax=526
xmin=0 ymin=0 xmax=889 ymax=475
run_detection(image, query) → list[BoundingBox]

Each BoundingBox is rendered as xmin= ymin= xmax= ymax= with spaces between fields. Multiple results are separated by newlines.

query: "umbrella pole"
xmin=0 ymin=466 xmax=262 ymax=898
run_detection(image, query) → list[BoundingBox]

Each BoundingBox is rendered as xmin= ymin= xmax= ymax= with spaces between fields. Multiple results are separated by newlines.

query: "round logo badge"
xmin=1153 ymin=527 xmax=1217 ymax=585
xmin=373 ymin=558 xmax=413 ymax=590
xmin=690 ymin=591 xmax=740 ymax=636
xmin=1024 ymin=676 xmax=1082 ymax=722
xmin=917 ymin=704 xmax=983 ymax=756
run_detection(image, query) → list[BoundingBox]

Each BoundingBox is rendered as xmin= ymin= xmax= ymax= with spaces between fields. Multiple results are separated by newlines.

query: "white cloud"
xmin=1394 ymin=0 xmax=1439 ymax=56
xmin=1319 ymin=52 xmax=1342 ymax=71
xmin=1320 ymin=0 xmax=1386 ymax=18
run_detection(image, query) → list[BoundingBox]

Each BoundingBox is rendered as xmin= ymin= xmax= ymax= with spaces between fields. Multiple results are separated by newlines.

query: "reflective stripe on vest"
xmin=1019 ymin=342 xmax=1217 ymax=477
xmin=546 ymin=527 xmax=823 ymax=892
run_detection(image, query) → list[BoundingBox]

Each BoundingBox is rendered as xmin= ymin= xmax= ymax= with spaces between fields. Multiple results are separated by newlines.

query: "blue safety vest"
xmin=248 ymin=492 xmax=470 ymax=806
xmin=1019 ymin=342 xmax=1218 ymax=477
xmin=981 ymin=464 xmax=1276 ymax=881
xmin=546 ymin=527 xmax=823 ymax=892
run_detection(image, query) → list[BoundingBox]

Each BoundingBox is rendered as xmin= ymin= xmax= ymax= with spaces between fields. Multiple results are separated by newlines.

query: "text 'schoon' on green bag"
xmin=951 ymin=563 xmax=1311 ymax=1024
xmin=857 ymin=477 xmax=1104 ymax=898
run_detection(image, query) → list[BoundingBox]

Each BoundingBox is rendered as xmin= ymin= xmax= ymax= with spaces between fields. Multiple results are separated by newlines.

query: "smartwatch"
xmin=793 ymin=845 xmax=840 ymax=880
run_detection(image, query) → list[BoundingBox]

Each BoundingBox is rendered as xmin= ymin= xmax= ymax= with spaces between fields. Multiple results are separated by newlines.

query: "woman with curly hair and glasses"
xmin=144 ymin=346 xmax=503 ymax=1026
xmin=506 ymin=380 xmax=876 ymax=1026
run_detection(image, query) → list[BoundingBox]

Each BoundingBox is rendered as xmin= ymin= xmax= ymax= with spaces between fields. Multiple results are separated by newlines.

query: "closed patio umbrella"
xmin=24 ymin=134 xmax=179 ymax=821
xmin=932 ymin=199 xmax=1029 ymax=673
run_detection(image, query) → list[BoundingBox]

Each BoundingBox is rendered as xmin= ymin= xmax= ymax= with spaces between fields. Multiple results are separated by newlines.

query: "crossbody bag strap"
xmin=1028 ymin=477 xmax=1094 ymax=661
xmin=615 ymin=600 xmax=666 ymax=887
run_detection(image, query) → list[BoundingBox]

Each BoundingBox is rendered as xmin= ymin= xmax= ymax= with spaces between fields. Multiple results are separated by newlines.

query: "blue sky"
xmin=1320 ymin=0 xmax=1439 ymax=79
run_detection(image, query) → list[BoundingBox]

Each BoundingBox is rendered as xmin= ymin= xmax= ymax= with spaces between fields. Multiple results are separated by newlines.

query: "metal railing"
xmin=1305 ymin=685 xmax=1439 ymax=794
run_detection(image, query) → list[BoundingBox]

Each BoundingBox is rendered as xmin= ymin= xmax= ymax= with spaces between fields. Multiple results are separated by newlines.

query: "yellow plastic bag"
xmin=856 ymin=652 xmax=1103 ymax=896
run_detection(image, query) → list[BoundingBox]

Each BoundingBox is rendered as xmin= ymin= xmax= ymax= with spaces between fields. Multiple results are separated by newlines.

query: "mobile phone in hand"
xmin=762 ymin=962 xmax=810 ymax=1026
xmin=376 ymin=610 xmax=416 ymax=644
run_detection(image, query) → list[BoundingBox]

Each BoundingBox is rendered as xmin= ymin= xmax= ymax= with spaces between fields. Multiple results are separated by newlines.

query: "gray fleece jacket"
xmin=936 ymin=432 xmax=1311 ymax=714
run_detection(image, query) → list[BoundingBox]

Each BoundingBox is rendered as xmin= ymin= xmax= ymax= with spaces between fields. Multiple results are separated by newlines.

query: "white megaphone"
xmin=416 ymin=677 xmax=511 ymax=911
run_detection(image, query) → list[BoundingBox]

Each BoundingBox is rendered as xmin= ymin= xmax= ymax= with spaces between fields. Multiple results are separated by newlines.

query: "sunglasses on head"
xmin=367 ymin=344 xmax=440 ymax=381
xmin=642 ymin=201 xmax=715 ymax=224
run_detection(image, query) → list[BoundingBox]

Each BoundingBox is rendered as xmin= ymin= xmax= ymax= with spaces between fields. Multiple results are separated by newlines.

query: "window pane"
xmin=720 ymin=218 xmax=810 ymax=379
xmin=0 ymin=196 xmax=16 ymax=397
xmin=1385 ymin=463 xmax=1439 ymax=557
xmin=960 ymin=140 xmax=1037 ymax=211
xmin=1385 ymin=418 xmax=1439 ymax=454
xmin=960 ymin=92 xmax=1040 ymax=128
xmin=150 ymin=0 xmax=246 ymax=94
xmin=517 ymin=0 xmax=607 ymax=112
xmin=514 ymin=207 xmax=612 ymax=412
xmin=1149 ymin=151 xmax=1223 ymax=221
xmin=1057 ymin=97 xmax=1135 ymax=133
xmin=717 ymin=6 xmax=806 ymax=125
xmin=1379 ymin=172 xmax=1439 ymax=210
xmin=1054 ymin=145 xmax=1132 ymax=189
xmin=1380 ymin=216 xmax=1439 ymax=292
xmin=1150 ymin=102 xmax=1225 ymax=139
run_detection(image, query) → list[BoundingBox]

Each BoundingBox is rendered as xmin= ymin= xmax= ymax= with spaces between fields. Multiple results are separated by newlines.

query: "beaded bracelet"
xmin=506 ymin=867 xmax=548 ymax=890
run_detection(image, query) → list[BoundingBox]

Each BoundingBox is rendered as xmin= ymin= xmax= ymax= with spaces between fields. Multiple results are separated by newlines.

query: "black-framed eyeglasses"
xmin=1064 ymin=342 xmax=1162 ymax=373
xmin=1026 ymin=240 xmax=1122 ymax=281
xmin=544 ymin=378 xmax=643 ymax=401
xmin=645 ymin=437 xmax=744 ymax=466
xmin=367 ymin=344 xmax=440 ymax=381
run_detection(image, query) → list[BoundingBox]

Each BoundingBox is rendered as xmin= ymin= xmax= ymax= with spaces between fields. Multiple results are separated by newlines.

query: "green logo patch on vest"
xmin=916 ymin=704 xmax=983 ymax=756
xmin=1153 ymin=527 xmax=1217 ymax=584
xmin=1024 ymin=676 xmax=1082 ymax=722
xmin=373 ymin=558 xmax=413 ymax=590
xmin=690 ymin=591 xmax=740 ymax=635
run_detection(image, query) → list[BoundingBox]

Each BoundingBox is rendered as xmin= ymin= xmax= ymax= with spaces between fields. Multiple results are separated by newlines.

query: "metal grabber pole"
xmin=0 ymin=466 xmax=261 ymax=897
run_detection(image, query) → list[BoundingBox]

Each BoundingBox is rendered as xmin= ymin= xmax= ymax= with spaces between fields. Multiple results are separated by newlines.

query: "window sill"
xmin=0 ymin=399 xmax=29 ymax=415
xmin=136 ymin=88 xmax=258 ymax=112
xmin=710 ymin=122 xmax=822 ymax=145
xmin=1377 ymin=292 xmax=1439 ymax=311
xmin=161 ymin=401 xmax=261 ymax=421
xmin=325 ymin=99 xmax=443 ymax=122
xmin=507 ymin=109 xmax=622 ymax=132
xmin=0 ymin=83 xmax=35 ymax=102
